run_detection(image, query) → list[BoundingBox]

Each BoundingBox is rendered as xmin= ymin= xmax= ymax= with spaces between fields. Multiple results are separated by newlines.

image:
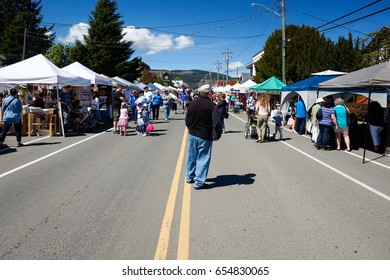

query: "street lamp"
xmin=251 ymin=1 xmax=286 ymax=84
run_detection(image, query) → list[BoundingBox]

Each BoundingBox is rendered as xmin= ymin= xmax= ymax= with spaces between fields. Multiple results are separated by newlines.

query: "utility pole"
xmin=215 ymin=60 xmax=222 ymax=86
xmin=251 ymin=0 xmax=286 ymax=84
xmin=222 ymin=48 xmax=233 ymax=85
xmin=279 ymin=0 xmax=286 ymax=84
xmin=22 ymin=28 xmax=27 ymax=60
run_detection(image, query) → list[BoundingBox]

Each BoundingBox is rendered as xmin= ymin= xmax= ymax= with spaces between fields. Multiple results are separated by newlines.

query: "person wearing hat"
xmin=0 ymin=88 xmax=24 ymax=148
xmin=310 ymin=97 xmax=325 ymax=143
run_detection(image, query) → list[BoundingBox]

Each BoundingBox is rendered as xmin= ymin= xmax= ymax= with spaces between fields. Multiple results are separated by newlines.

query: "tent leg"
xmin=57 ymin=86 xmax=66 ymax=138
xmin=362 ymin=88 xmax=372 ymax=164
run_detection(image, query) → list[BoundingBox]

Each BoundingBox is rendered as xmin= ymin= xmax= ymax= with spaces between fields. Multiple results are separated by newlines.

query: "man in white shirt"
xmin=143 ymin=86 xmax=153 ymax=104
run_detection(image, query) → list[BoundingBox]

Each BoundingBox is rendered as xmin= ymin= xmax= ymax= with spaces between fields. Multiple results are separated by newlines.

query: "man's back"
xmin=185 ymin=95 xmax=214 ymax=141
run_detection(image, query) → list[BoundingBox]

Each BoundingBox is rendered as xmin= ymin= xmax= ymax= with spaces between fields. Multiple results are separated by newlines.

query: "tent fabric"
xmin=240 ymin=79 xmax=257 ymax=88
xmin=147 ymin=83 xmax=160 ymax=91
xmin=310 ymin=69 xmax=347 ymax=76
xmin=62 ymin=62 xmax=112 ymax=86
xmin=249 ymin=76 xmax=286 ymax=92
xmin=112 ymin=76 xmax=139 ymax=90
xmin=153 ymin=82 xmax=167 ymax=91
xmin=0 ymin=54 xmax=90 ymax=86
xmin=282 ymin=75 xmax=340 ymax=92
xmin=280 ymin=73 xmax=347 ymax=110
xmin=318 ymin=60 xmax=390 ymax=89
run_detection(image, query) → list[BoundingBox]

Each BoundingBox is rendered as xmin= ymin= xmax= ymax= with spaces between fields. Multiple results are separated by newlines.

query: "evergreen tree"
xmin=71 ymin=0 xmax=141 ymax=80
xmin=0 ymin=0 xmax=54 ymax=66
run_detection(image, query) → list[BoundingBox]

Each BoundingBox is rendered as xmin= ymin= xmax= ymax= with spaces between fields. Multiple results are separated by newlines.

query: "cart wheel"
xmin=265 ymin=124 xmax=270 ymax=139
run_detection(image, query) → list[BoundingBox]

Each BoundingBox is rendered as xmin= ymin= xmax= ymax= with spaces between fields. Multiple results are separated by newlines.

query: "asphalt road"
xmin=0 ymin=108 xmax=389 ymax=260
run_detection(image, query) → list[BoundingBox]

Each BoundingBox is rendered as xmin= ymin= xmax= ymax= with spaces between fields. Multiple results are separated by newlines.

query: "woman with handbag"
xmin=316 ymin=100 xmax=338 ymax=151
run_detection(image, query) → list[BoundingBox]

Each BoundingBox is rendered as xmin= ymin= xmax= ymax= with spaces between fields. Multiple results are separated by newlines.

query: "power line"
xmin=316 ymin=0 xmax=381 ymax=30
xmin=319 ymin=7 xmax=390 ymax=33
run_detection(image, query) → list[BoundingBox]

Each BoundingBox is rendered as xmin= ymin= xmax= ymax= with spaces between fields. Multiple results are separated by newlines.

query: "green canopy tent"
xmin=249 ymin=76 xmax=286 ymax=99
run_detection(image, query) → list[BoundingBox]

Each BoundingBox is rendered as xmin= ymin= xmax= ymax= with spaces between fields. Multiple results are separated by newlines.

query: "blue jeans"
xmin=295 ymin=117 xmax=306 ymax=134
xmin=164 ymin=103 xmax=171 ymax=119
xmin=0 ymin=121 xmax=22 ymax=143
xmin=316 ymin=124 xmax=331 ymax=149
xmin=186 ymin=134 xmax=212 ymax=187
xmin=131 ymin=106 xmax=137 ymax=121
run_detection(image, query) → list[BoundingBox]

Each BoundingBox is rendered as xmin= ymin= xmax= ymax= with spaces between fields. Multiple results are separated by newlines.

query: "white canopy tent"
xmin=111 ymin=76 xmax=139 ymax=90
xmin=62 ymin=62 xmax=112 ymax=86
xmin=0 ymin=54 xmax=90 ymax=86
xmin=0 ymin=54 xmax=91 ymax=137
xmin=237 ymin=79 xmax=257 ymax=93
xmin=134 ymin=81 xmax=147 ymax=90
xmin=153 ymin=82 xmax=167 ymax=91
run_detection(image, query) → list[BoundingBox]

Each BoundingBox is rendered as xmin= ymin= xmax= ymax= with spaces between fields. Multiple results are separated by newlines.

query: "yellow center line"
xmin=154 ymin=128 xmax=188 ymax=260
xmin=177 ymin=181 xmax=191 ymax=260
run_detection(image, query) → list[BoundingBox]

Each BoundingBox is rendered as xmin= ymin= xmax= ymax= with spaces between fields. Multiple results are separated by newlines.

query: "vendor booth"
xmin=112 ymin=76 xmax=140 ymax=90
xmin=318 ymin=61 xmax=390 ymax=162
xmin=0 ymin=54 xmax=90 ymax=137
xmin=249 ymin=76 xmax=286 ymax=97
xmin=281 ymin=71 xmax=346 ymax=111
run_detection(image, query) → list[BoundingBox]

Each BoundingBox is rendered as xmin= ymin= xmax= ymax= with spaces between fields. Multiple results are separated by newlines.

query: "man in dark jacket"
xmin=185 ymin=90 xmax=222 ymax=189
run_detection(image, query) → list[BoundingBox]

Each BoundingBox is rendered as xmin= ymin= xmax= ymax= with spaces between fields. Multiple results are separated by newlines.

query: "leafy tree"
xmin=140 ymin=69 xmax=164 ymax=85
xmin=0 ymin=0 xmax=54 ymax=66
xmin=361 ymin=28 xmax=390 ymax=66
xmin=254 ymin=24 xmax=364 ymax=84
xmin=45 ymin=44 xmax=73 ymax=68
xmin=71 ymin=0 xmax=142 ymax=80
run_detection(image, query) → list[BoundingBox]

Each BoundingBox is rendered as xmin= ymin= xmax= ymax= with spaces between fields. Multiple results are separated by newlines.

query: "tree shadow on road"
xmin=205 ymin=173 xmax=256 ymax=189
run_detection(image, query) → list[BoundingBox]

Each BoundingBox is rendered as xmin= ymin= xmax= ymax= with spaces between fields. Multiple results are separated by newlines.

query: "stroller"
xmin=244 ymin=112 xmax=258 ymax=139
xmin=244 ymin=112 xmax=270 ymax=140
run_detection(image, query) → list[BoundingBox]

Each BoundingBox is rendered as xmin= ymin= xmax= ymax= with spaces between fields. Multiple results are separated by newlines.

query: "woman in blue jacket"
xmin=0 ymin=88 xmax=24 ymax=148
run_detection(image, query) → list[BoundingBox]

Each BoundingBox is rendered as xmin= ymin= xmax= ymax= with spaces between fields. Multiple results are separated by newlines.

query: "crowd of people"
xmin=1 ymin=84 xmax=389 ymax=156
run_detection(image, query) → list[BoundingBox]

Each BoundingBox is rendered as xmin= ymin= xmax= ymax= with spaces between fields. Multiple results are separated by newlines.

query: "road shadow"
xmin=205 ymin=173 xmax=256 ymax=189
xmin=0 ymin=147 xmax=17 ymax=155
xmin=224 ymin=130 xmax=242 ymax=134
xmin=22 ymin=142 xmax=62 ymax=146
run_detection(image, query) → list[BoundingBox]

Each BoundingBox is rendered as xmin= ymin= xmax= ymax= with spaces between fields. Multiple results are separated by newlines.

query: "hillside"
xmin=154 ymin=69 xmax=229 ymax=88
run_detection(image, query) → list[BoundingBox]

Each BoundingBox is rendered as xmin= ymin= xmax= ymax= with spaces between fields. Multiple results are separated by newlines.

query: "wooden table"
xmin=27 ymin=109 xmax=57 ymax=137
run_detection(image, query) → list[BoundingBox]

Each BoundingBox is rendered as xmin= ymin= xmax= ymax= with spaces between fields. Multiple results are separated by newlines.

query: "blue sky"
xmin=40 ymin=0 xmax=389 ymax=76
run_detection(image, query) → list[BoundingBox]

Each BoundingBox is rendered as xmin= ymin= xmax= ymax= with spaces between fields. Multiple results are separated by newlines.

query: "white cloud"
xmin=122 ymin=26 xmax=194 ymax=54
xmin=58 ymin=23 xmax=90 ymax=44
xmin=58 ymin=24 xmax=195 ymax=54
xmin=229 ymin=61 xmax=244 ymax=70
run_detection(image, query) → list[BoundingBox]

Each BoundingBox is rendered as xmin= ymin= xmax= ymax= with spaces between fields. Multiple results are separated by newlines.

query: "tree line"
xmin=254 ymin=24 xmax=390 ymax=84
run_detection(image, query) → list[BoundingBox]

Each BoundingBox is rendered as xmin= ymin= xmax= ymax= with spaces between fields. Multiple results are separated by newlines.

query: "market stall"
xmin=0 ymin=54 xmax=90 ymax=137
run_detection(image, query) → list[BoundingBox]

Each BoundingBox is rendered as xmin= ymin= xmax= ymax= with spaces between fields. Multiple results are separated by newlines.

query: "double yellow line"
xmin=154 ymin=128 xmax=191 ymax=260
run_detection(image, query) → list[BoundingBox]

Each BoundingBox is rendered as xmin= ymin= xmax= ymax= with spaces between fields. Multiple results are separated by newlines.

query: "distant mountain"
xmin=154 ymin=69 xmax=229 ymax=88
